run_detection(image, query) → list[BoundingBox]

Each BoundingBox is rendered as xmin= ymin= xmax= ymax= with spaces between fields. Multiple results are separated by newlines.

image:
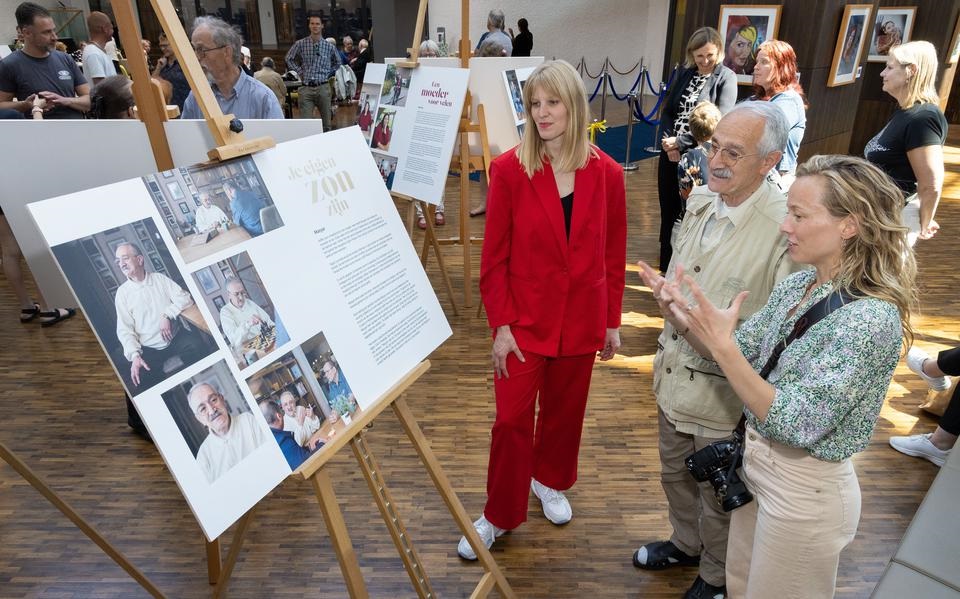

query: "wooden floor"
xmin=2 ymin=127 xmax=959 ymax=598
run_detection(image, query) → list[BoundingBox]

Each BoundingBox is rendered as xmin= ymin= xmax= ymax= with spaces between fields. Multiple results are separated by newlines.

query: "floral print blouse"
xmin=735 ymin=270 xmax=902 ymax=461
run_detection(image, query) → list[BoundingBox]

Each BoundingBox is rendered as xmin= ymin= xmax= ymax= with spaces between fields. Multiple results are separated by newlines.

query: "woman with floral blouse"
xmin=639 ymin=154 xmax=917 ymax=598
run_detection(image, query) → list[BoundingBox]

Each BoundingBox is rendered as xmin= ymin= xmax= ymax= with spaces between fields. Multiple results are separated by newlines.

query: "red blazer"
xmin=479 ymin=147 xmax=627 ymax=357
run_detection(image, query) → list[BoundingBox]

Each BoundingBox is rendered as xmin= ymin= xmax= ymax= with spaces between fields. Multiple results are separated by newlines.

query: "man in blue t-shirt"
xmin=0 ymin=2 xmax=90 ymax=119
xmin=223 ymin=179 xmax=266 ymax=237
xmin=260 ymin=399 xmax=322 ymax=470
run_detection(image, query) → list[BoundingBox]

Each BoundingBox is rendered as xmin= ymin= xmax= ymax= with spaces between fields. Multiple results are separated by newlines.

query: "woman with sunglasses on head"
xmin=640 ymin=155 xmax=917 ymax=597
xmin=457 ymin=59 xmax=626 ymax=561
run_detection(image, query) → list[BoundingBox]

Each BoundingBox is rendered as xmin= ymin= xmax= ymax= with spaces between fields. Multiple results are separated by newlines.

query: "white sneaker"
xmin=889 ymin=433 xmax=950 ymax=467
xmin=457 ymin=515 xmax=505 ymax=560
xmin=531 ymin=479 xmax=572 ymax=525
xmin=906 ymin=348 xmax=951 ymax=391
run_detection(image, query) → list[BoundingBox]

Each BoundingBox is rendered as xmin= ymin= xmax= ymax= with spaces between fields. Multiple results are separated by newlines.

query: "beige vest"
xmin=653 ymin=179 xmax=799 ymax=437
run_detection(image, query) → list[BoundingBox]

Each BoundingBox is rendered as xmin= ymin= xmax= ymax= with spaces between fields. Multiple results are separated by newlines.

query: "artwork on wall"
xmin=949 ymin=13 xmax=960 ymax=66
xmin=717 ymin=5 xmax=782 ymax=85
xmin=867 ymin=7 xmax=916 ymax=62
xmin=828 ymin=4 xmax=873 ymax=87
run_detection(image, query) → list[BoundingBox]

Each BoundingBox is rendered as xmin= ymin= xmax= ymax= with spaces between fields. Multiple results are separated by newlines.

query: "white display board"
xmin=356 ymin=63 xmax=468 ymax=205
xmin=501 ymin=66 xmax=536 ymax=143
xmin=29 ymin=128 xmax=451 ymax=540
xmin=0 ymin=119 xmax=324 ymax=307
xmin=467 ymin=56 xmax=544 ymax=155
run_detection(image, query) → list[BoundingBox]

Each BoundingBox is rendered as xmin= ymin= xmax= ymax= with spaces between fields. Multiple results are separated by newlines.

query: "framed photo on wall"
xmin=828 ymin=4 xmax=873 ymax=87
xmin=949 ymin=13 xmax=960 ymax=65
xmin=195 ymin=266 xmax=219 ymax=294
xmin=717 ymin=5 xmax=782 ymax=85
xmin=867 ymin=7 xmax=916 ymax=62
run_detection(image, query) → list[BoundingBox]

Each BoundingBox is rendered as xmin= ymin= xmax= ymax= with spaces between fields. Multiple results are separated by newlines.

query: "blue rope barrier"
xmin=635 ymin=91 xmax=665 ymax=125
xmin=608 ymin=68 xmax=645 ymax=101
xmin=643 ymin=69 xmax=659 ymax=96
xmin=586 ymin=74 xmax=605 ymax=103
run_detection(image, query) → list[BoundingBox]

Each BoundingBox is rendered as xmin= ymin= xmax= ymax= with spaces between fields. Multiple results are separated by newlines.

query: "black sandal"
xmin=39 ymin=307 xmax=77 ymax=327
xmin=20 ymin=303 xmax=41 ymax=323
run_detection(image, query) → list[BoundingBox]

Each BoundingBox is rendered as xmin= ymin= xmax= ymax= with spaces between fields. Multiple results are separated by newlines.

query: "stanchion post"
xmin=623 ymin=90 xmax=639 ymax=171
xmin=645 ymin=80 xmax=667 ymax=154
xmin=642 ymin=67 xmax=659 ymax=153
xmin=599 ymin=58 xmax=609 ymax=123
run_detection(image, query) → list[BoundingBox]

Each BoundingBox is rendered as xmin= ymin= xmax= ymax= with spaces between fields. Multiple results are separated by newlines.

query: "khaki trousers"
xmin=658 ymin=409 xmax=733 ymax=587
xmin=726 ymin=427 xmax=861 ymax=599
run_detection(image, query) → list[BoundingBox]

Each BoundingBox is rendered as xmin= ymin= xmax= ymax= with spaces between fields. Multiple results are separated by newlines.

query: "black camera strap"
xmin=758 ymin=287 xmax=858 ymax=380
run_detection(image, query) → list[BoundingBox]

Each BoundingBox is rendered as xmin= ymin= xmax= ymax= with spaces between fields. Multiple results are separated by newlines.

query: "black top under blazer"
xmin=660 ymin=64 xmax=738 ymax=153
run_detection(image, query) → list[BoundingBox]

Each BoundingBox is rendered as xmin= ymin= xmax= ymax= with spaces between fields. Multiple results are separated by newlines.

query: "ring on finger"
xmin=686 ymin=302 xmax=697 ymax=311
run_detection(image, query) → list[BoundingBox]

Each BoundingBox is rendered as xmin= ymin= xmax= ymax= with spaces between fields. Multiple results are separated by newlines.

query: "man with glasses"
xmin=188 ymin=382 xmax=270 ymax=483
xmin=219 ymin=276 xmax=274 ymax=352
xmin=181 ymin=16 xmax=283 ymax=120
xmin=152 ymin=33 xmax=190 ymax=112
xmin=114 ymin=242 xmax=215 ymax=390
xmin=285 ymin=14 xmax=341 ymax=129
xmin=631 ymin=102 xmax=799 ymax=599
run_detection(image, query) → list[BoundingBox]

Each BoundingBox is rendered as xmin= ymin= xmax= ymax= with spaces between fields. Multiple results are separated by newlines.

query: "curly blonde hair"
xmin=795 ymin=155 xmax=918 ymax=349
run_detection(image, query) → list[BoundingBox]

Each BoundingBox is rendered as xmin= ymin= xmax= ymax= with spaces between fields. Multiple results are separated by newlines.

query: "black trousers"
xmin=935 ymin=347 xmax=960 ymax=435
xmin=656 ymin=150 xmax=683 ymax=272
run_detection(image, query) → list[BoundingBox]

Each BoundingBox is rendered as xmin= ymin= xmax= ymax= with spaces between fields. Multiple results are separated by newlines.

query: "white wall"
xmin=1 ymin=0 xmax=91 ymax=47
xmin=427 ymin=0 xmax=670 ymax=99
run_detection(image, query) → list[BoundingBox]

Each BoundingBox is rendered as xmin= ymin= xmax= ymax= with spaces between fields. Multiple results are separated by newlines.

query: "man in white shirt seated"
xmin=114 ymin=242 xmax=215 ymax=390
xmin=219 ymin=276 xmax=274 ymax=351
xmin=188 ymin=382 xmax=270 ymax=483
xmin=279 ymin=390 xmax=322 ymax=447
xmin=194 ymin=192 xmax=229 ymax=233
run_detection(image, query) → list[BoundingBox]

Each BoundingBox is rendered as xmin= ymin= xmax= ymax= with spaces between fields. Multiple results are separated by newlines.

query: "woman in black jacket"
xmin=657 ymin=26 xmax=737 ymax=271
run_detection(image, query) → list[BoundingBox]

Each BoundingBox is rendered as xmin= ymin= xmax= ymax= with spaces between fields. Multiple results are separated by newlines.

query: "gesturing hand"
xmin=492 ymin=325 xmax=524 ymax=379
xmin=660 ymin=274 xmax=749 ymax=353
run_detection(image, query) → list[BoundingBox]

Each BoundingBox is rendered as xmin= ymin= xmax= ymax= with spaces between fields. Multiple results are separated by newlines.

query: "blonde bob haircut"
xmin=794 ymin=155 xmax=917 ymax=350
xmin=518 ymin=60 xmax=594 ymax=178
xmin=684 ymin=27 xmax=725 ymax=69
xmin=889 ymin=41 xmax=939 ymax=109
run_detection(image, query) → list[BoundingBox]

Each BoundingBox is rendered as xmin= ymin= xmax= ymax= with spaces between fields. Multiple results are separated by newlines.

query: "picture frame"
xmin=717 ymin=5 xmax=782 ymax=85
xmin=179 ymin=202 xmax=190 ymax=214
xmin=195 ymin=266 xmax=220 ymax=295
xmin=867 ymin=7 xmax=916 ymax=62
xmin=212 ymin=295 xmax=226 ymax=311
xmin=166 ymin=181 xmax=185 ymax=200
xmin=949 ymin=13 xmax=960 ymax=65
xmin=828 ymin=4 xmax=873 ymax=87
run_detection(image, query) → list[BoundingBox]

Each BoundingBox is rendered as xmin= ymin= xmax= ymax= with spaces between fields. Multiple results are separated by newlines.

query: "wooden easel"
xmin=212 ymin=361 xmax=515 ymax=598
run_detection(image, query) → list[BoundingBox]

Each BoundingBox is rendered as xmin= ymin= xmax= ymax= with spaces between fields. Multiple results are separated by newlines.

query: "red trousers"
xmin=483 ymin=351 xmax=596 ymax=530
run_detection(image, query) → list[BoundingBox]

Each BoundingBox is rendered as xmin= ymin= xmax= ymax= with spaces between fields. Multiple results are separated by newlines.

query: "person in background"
xmin=181 ymin=16 xmax=283 ymax=120
xmin=475 ymin=8 xmax=512 ymax=56
xmin=0 ymin=2 xmax=90 ymax=119
xmin=676 ymin=101 xmax=721 ymax=203
xmin=254 ymin=56 xmax=287 ymax=108
xmin=458 ymin=60 xmax=626 ymax=561
xmin=646 ymin=154 xmax=916 ymax=598
xmin=890 ymin=345 xmax=958 ymax=467
xmin=419 ymin=39 xmax=440 ymax=57
xmin=285 ymin=14 xmax=340 ymax=128
xmin=140 ymin=38 xmax=152 ymax=71
xmin=152 ymin=34 xmax=190 ymax=113
xmin=239 ymin=45 xmax=252 ymax=75
xmin=340 ymin=36 xmax=357 ymax=67
xmin=509 ymin=18 xmax=532 ymax=57
xmin=82 ymin=13 xmax=118 ymax=86
xmin=223 ymin=179 xmax=266 ymax=237
xmin=750 ymin=40 xmax=807 ymax=190
xmin=657 ymin=26 xmax=737 ymax=271
xmin=261 ymin=399 xmax=321 ymax=469
xmin=865 ymin=41 xmax=946 ymax=246
xmin=89 ymin=75 xmax=135 ymax=119
xmin=351 ymin=38 xmax=371 ymax=89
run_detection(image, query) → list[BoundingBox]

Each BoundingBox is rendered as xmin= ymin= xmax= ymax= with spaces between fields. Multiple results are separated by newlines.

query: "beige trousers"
xmin=726 ymin=427 xmax=861 ymax=599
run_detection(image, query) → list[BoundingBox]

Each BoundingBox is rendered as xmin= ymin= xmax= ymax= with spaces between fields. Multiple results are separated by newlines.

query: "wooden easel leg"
xmin=391 ymin=398 xmax=516 ymax=598
xmin=211 ymin=508 xmax=256 ymax=599
xmin=206 ymin=538 xmax=221 ymax=584
xmin=418 ymin=201 xmax=459 ymax=316
xmin=350 ymin=431 xmax=436 ymax=599
xmin=311 ymin=468 xmax=369 ymax=598
xmin=0 ymin=441 xmax=166 ymax=599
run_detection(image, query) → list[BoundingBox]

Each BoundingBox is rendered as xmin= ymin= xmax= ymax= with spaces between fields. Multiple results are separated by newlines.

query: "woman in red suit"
xmin=457 ymin=60 xmax=627 ymax=560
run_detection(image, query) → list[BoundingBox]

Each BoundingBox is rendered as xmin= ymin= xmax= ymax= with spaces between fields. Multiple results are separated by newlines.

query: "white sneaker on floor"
xmin=457 ymin=515 xmax=505 ymax=560
xmin=531 ymin=479 xmax=572 ymax=525
xmin=889 ymin=433 xmax=950 ymax=467
xmin=906 ymin=348 xmax=952 ymax=391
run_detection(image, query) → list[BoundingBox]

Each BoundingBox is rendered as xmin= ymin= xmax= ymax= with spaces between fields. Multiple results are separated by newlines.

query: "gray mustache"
xmin=711 ymin=168 xmax=733 ymax=179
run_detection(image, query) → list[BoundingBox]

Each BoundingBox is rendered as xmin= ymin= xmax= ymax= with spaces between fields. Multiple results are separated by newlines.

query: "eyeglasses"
xmin=703 ymin=140 xmax=759 ymax=166
xmin=192 ymin=44 xmax=228 ymax=58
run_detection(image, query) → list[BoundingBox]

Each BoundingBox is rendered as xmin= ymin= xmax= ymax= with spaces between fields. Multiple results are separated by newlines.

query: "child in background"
xmin=677 ymin=101 xmax=722 ymax=202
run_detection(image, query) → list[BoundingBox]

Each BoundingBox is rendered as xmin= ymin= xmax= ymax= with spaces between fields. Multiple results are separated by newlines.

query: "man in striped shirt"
xmin=285 ymin=14 xmax=340 ymax=130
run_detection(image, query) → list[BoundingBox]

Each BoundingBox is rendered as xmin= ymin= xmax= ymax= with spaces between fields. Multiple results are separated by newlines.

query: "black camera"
xmin=685 ymin=432 xmax=753 ymax=512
